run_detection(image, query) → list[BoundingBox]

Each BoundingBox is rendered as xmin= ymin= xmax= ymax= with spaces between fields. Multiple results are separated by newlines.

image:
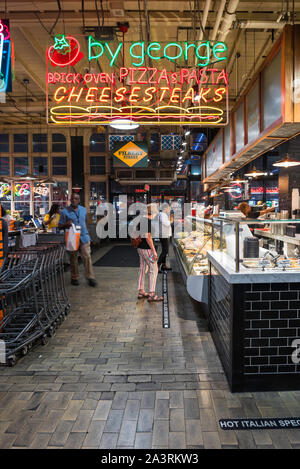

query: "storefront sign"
xmin=46 ymin=35 xmax=228 ymax=126
xmin=112 ymin=141 xmax=148 ymax=168
xmin=220 ymin=418 xmax=300 ymax=430
xmin=0 ymin=19 xmax=11 ymax=93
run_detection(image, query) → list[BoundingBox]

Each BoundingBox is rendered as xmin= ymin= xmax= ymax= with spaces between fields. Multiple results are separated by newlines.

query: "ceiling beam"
xmin=14 ymin=52 xmax=46 ymax=94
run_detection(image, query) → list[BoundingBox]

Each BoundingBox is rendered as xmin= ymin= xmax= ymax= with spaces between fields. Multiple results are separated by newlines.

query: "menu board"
xmin=206 ymin=133 xmax=223 ymax=177
xmin=247 ymin=80 xmax=260 ymax=143
xmin=224 ymin=124 xmax=230 ymax=162
xmin=263 ymin=51 xmax=282 ymax=130
xmin=235 ymin=102 xmax=244 ymax=153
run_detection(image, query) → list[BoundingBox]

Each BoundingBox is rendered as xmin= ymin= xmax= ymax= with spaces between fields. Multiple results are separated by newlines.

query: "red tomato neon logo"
xmin=48 ymin=35 xmax=83 ymax=68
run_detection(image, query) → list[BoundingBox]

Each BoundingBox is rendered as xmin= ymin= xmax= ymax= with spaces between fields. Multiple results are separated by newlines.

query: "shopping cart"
xmin=0 ymin=239 xmax=70 ymax=366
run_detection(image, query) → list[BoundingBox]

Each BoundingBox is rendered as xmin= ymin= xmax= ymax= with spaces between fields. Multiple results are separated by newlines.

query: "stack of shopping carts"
xmin=0 ymin=236 xmax=70 ymax=366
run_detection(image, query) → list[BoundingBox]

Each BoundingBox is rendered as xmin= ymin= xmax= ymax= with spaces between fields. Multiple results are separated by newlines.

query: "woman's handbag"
xmin=130 ymin=229 xmax=142 ymax=248
xmin=131 ymin=235 xmax=142 ymax=248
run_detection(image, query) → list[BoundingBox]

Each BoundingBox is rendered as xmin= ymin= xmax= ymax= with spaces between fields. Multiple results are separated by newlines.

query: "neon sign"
xmin=88 ymin=38 xmax=227 ymax=67
xmin=46 ymin=36 xmax=228 ymax=126
xmin=0 ymin=19 xmax=11 ymax=93
xmin=228 ymin=183 xmax=243 ymax=199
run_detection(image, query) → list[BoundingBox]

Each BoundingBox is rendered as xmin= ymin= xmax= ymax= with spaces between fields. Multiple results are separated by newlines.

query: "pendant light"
xmin=230 ymin=176 xmax=246 ymax=183
xmin=244 ymin=166 xmax=265 ymax=177
xmin=109 ymin=119 xmax=139 ymax=130
xmin=40 ymin=176 xmax=57 ymax=185
xmin=272 ymin=153 xmax=300 ymax=168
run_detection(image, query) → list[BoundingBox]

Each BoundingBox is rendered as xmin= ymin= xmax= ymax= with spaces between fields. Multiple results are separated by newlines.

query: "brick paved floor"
xmin=1 ymin=243 xmax=300 ymax=449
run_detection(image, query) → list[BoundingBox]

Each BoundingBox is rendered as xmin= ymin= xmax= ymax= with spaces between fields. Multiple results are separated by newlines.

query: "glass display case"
xmin=173 ymin=217 xmax=225 ymax=277
xmin=210 ymin=216 xmax=300 ymax=272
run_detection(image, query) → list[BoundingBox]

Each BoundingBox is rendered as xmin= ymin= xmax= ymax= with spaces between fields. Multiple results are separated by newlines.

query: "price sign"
xmin=278 ymin=259 xmax=291 ymax=269
xmin=259 ymin=259 xmax=271 ymax=269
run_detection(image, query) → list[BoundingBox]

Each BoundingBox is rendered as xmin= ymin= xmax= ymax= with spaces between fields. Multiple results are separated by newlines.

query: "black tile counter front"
xmin=208 ymin=263 xmax=300 ymax=392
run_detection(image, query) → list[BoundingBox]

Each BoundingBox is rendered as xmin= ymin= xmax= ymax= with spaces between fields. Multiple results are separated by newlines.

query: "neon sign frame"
xmin=0 ymin=19 xmax=11 ymax=93
xmin=46 ymin=36 xmax=229 ymax=126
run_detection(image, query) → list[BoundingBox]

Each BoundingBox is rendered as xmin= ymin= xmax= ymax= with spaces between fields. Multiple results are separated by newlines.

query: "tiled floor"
xmin=1 ymin=244 xmax=300 ymax=448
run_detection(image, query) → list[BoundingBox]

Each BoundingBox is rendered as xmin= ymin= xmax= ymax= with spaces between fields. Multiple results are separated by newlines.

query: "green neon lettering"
xmin=196 ymin=41 xmax=210 ymax=67
xmin=163 ymin=42 xmax=183 ymax=61
xmin=105 ymin=42 xmax=123 ymax=67
xmin=88 ymin=36 xmax=104 ymax=61
xmin=184 ymin=43 xmax=196 ymax=61
xmin=213 ymin=42 xmax=227 ymax=62
xmin=147 ymin=42 xmax=161 ymax=60
xmin=130 ymin=42 xmax=145 ymax=67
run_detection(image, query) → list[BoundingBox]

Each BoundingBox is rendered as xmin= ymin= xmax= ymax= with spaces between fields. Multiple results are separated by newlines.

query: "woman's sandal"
xmin=138 ymin=291 xmax=149 ymax=299
xmin=148 ymin=294 xmax=163 ymax=302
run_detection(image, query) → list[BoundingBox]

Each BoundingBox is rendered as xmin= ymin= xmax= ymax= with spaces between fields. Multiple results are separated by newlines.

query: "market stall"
xmin=206 ymin=217 xmax=300 ymax=392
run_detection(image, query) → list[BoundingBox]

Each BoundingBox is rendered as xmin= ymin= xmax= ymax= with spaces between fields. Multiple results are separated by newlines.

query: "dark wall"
xmin=278 ymin=166 xmax=300 ymax=215
xmin=71 ymin=136 xmax=84 ymax=199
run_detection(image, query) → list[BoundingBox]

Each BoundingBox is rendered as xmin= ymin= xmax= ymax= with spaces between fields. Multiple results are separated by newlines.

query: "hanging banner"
xmin=46 ymin=35 xmax=229 ymax=126
xmin=112 ymin=141 xmax=148 ymax=168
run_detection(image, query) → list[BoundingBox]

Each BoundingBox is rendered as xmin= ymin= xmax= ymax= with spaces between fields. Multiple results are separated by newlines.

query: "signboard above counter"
xmin=46 ymin=35 xmax=229 ymax=126
xmin=202 ymin=25 xmax=300 ymax=184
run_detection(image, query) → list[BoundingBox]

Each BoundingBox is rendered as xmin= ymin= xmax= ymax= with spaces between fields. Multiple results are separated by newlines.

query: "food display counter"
xmin=174 ymin=216 xmax=300 ymax=391
xmin=205 ymin=217 xmax=300 ymax=392
xmin=173 ymin=217 xmax=224 ymax=303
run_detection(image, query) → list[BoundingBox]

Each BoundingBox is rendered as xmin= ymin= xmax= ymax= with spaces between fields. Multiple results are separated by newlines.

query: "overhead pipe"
xmin=239 ymin=21 xmax=286 ymax=29
xmin=218 ymin=0 xmax=240 ymax=42
xmin=198 ymin=0 xmax=211 ymax=41
xmin=210 ymin=0 xmax=226 ymax=40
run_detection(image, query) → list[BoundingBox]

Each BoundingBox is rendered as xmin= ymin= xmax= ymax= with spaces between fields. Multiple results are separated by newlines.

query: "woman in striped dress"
xmin=137 ymin=204 xmax=163 ymax=302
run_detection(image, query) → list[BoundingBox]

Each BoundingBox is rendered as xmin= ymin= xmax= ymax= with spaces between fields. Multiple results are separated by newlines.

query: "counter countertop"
xmin=207 ymin=250 xmax=300 ymax=284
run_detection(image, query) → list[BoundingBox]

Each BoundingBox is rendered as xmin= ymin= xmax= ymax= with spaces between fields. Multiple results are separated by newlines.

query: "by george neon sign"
xmin=46 ymin=35 xmax=229 ymax=126
xmin=88 ymin=38 xmax=227 ymax=67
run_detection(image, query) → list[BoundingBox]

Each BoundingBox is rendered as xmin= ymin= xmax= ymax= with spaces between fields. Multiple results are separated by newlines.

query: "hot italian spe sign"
xmin=220 ymin=418 xmax=300 ymax=430
xmin=46 ymin=34 xmax=229 ymax=126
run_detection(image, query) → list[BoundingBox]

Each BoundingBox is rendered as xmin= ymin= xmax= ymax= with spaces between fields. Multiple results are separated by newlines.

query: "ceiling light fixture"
xmin=109 ymin=119 xmax=139 ymax=130
xmin=244 ymin=166 xmax=265 ymax=177
xmin=272 ymin=153 xmax=300 ymax=168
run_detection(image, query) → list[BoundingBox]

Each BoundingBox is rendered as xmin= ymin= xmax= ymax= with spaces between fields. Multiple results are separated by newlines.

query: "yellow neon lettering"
xmin=114 ymin=87 xmax=126 ymax=102
xmin=129 ymin=86 xmax=141 ymax=102
xmin=199 ymin=88 xmax=211 ymax=103
xmin=85 ymin=87 xmax=98 ymax=102
xmin=182 ymin=87 xmax=195 ymax=103
xmin=54 ymin=86 xmax=67 ymax=103
xmin=67 ymin=87 xmax=83 ymax=102
xmin=170 ymin=87 xmax=181 ymax=103
xmin=213 ymin=87 xmax=226 ymax=102
xmin=159 ymin=87 xmax=169 ymax=102
xmin=99 ymin=87 xmax=111 ymax=102
xmin=143 ymin=87 xmax=156 ymax=102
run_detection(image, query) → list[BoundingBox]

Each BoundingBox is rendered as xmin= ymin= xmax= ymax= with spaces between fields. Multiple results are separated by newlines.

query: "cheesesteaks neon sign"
xmin=46 ymin=35 xmax=229 ymax=126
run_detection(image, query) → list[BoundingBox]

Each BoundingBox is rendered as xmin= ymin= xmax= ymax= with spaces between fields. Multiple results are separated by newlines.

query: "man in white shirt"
xmin=158 ymin=203 xmax=172 ymax=272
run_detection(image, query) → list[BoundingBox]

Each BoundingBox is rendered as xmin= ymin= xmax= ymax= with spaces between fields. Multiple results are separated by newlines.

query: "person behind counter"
xmin=237 ymin=202 xmax=275 ymax=219
xmin=43 ymin=203 xmax=60 ymax=231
